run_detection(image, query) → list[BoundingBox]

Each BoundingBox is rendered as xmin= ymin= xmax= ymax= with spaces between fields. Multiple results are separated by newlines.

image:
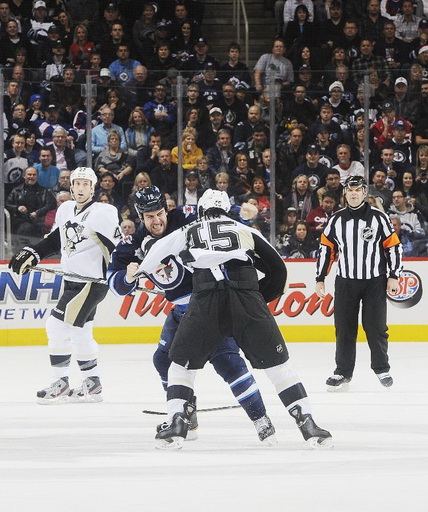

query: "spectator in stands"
xmin=51 ymin=169 xmax=71 ymax=195
xmin=388 ymin=188 xmax=425 ymax=233
xmin=35 ymin=104 xmax=78 ymax=145
xmin=200 ymin=106 xmax=226 ymax=151
xmin=353 ymin=38 xmax=391 ymax=86
xmin=181 ymin=37 xmax=219 ymax=82
xmin=124 ymin=107 xmax=153 ymax=158
xmin=9 ymin=103 xmax=33 ymax=140
xmin=400 ymin=170 xmax=428 ymax=221
xmin=276 ymin=206 xmax=298 ymax=251
xmin=93 ymin=171 xmax=123 ymax=208
xmin=24 ymin=0 xmax=55 ymax=66
xmin=280 ymin=220 xmax=318 ymax=258
xmin=143 ymin=83 xmax=176 ymax=141
xmin=44 ymin=190 xmax=72 ymax=233
xmin=6 ymin=166 xmax=56 ymax=249
xmin=69 ymin=24 xmax=95 ymax=68
xmin=4 ymin=133 xmax=28 ymax=190
xmin=47 ymin=126 xmax=78 ymax=170
xmin=206 ymin=128 xmax=234 ymax=174
xmin=132 ymin=2 xmax=158 ymax=61
xmin=123 ymin=65 xmax=151 ymax=108
xmin=333 ymin=143 xmax=365 ymax=184
xmin=94 ymin=129 xmax=134 ymax=182
xmin=375 ymin=20 xmax=409 ymax=71
xmin=292 ymin=143 xmax=329 ymax=192
xmin=214 ymin=171 xmax=230 ymax=194
xmin=306 ymin=190 xmax=338 ymax=239
xmin=90 ymin=106 xmax=126 ymax=156
xmin=371 ymin=100 xmax=412 ymax=148
xmin=55 ymin=11 xmax=73 ymax=52
xmin=147 ymin=40 xmax=177 ymax=83
xmin=124 ymin=171 xmax=152 ymax=227
xmin=151 ymin=149 xmax=178 ymax=195
xmin=135 ymin=132 xmax=162 ymax=174
xmin=283 ymin=83 xmax=318 ymax=130
xmin=254 ymin=38 xmax=293 ymax=93
xmin=368 ymin=168 xmax=393 ymax=210
xmin=390 ymin=215 xmax=419 ymax=256
xmin=282 ymin=173 xmax=317 ymax=219
xmin=316 ymin=168 xmax=343 ymax=204
xmin=334 ymin=20 xmax=361 ymax=68
xmin=408 ymin=18 xmax=428 ymax=61
xmin=0 ymin=19 xmax=27 ymax=67
xmin=320 ymin=0 xmax=345 ymax=50
xmin=218 ymin=42 xmax=252 ymax=90
xmin=171 ymin=20 xmax=197 ymax=64
xmin=384 ymin=120 xmax=415 ymax=170
xmin=178 ymin=169 xmax=203 ymax=205
xmin=49 ymin=66 xmax=82 ymax=125
xmin=99 ymin=21 xmax=131 ymax=67
xmin=168 ymin=2 xmax=200 ymax=41
xmin=120 ymin=218 xmax=136 ymax=236
xmin=233 ymin=104 xmax=263 ymax=152
xmin=415 ymin=145 xmax=428 ymax=194
xmin=277 ymin=126 xmax=306 ymax=195
xmin=193 ymin=155 xmax=216 ymax=191
xmin=108 ymin=43 xmax=141 ymax=85
xmin=35 ymin=146 xmax=60 ymax=189
xmin=171 ymin=127 xmax=203 ymax=170
xmin=246 ymin=123 xmax=269 ymax=176
xmin=360 ymin=0 xmax=389 ymax=43
xmin=198 ymin=62 xmax=223 ymax=108
xmin=66 ymin=0 xmax=99 ymax=35
xmin=104 ymin=87 xmax=131 ymax=130
xmin=228 ymin=153 xmax=256 ymax=201
xmin=308 ymin=102 xmax=344 ymax=145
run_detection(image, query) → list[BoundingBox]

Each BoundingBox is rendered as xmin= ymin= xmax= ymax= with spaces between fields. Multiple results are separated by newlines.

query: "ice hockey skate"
xmin=68 ymin=376 xmax=103 ymax=403
xmin=377 ymin=372 xmax=393 ymax=387
xmin=254 ymin=415 xmax=277 ymax=445
xmin=155 ymin=401 xmax=195 ymax=450
xmin=156 ymin=396 xmax=199 ymax=441
xmin=37 ymin=377 xmax=71 ymax=405
xmin=326 ymin=374 xmax=351 ymax=392
xmin=289 ymin=404 xmax=333 ymax=449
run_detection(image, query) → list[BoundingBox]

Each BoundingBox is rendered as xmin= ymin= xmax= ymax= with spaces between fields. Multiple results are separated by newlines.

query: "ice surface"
xmin=1 ymin=342 xmax=427 ymax=512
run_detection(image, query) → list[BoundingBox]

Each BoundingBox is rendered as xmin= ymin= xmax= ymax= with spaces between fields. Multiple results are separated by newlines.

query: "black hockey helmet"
xmin=344 ymin=175 xmax=367 ymax=190
xmin=134 ymin=186 xmax=167 ymax=216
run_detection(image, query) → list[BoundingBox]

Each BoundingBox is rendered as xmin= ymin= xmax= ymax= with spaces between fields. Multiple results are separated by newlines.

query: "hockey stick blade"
xmin=143 ymin=405 xmax=241 ymax=415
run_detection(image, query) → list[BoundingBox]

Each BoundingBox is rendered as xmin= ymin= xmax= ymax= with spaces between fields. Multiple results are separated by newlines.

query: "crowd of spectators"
xmin=3 ymin=0 xmax=428 ymax=257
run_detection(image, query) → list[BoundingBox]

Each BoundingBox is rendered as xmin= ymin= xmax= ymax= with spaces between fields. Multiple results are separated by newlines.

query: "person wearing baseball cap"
xmin=180 ymin=36 xmax=219 ymax=82
xmin=291 ymin=143 xmax=329 ymax=192
xmin=371 ymin=99 xmax=412 ymax=148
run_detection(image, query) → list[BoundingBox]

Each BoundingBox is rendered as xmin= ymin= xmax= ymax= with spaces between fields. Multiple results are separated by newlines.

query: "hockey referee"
xmin=315 ymin=176 xmax=403 ymax=391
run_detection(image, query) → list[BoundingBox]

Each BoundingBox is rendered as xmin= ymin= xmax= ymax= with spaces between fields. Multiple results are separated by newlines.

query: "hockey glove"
xmin=8 ymin=246 xmax=40 ymax=275
xmin=239 ymin=202 xmax=258 ymax=221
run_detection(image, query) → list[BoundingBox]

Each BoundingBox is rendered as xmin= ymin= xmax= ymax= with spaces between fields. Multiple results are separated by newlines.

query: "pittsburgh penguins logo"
xmin=361 ymin=226 xmax=375 ymax=242
xmin=63 ymin=220 xmax=88 ymax=256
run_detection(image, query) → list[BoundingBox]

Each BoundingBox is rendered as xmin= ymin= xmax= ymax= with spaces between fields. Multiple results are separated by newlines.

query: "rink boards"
xmin=0 ymin=259 xmax=426 ymax=345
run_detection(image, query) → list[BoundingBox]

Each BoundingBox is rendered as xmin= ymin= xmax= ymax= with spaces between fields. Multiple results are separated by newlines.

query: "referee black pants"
xmin=333 ymin=275 xmax=390 ymax=378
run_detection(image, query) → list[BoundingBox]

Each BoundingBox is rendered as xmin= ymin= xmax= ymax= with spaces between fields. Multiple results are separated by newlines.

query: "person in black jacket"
xmin=6 ymin=166 xmax=56 ymax=249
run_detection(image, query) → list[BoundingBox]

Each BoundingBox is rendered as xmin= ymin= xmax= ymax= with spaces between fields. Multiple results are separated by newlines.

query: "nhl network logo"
xmin=361 ymin=226 xmax=375 ymax=242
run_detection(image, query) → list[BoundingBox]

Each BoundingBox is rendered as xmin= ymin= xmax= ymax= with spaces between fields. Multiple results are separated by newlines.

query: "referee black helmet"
xmin=134 ymin=186 xmax=167 ymax=217
xmin=344 ymin=175 xmax=367 ymax=190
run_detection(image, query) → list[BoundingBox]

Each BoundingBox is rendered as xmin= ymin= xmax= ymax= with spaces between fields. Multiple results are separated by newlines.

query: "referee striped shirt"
xmin=316 ymin=203 xmax=403 ymax=281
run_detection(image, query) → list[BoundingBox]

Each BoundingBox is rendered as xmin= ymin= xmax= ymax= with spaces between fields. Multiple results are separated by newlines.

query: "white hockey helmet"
xmin=197 ymin=188 xmax=231 ymax=217
xmin=70 ymin=167 xmax=98 ymax=187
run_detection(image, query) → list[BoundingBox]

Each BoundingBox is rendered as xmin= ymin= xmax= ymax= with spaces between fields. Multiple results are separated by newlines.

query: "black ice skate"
xmin=326 ymin=374 xmax=351 ymax=392
xmin=376 ymin=372 xmax=393 ymax=387
xmin=289 ymin=404 xmax=333 ymax=449
xmin=156 ymin=395 xmax=199 ymax=442
xmin=155 ymin=401 xmax=195 ymax=450
xmin=254 ymin=415 xmax=277 ymax=445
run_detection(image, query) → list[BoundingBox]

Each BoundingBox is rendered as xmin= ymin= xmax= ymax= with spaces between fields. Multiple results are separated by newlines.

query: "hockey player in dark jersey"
xmin=108 ymin=186 xmax=278 ymax=444
xmin=134 ymin=189 xmax=333 ymax=450
xmin=9 ymin=167 xmax=122 ymax=404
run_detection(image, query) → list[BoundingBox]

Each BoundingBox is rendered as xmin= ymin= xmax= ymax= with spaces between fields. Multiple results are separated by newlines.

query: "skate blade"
xmin=261 ymin=434 xmax=278 ymax=446
xmin=155 ymin=436 xmax=185 ymax=450
xmin=186 ymin=429 xmax=198 ymax=441
xmin=307 ymin=436 xmax=334 ymax=450
xmin=67 ymin=394 xmax=103 ymax=403
xmin=36 ymin=394 xmax=71 ymax=405
xmin=326 ymin=382 xmax=349 ymax=392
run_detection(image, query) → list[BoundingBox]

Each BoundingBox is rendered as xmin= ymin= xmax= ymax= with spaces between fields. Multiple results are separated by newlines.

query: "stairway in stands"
xmin=202 ymin=0 xmax=277 ymax=68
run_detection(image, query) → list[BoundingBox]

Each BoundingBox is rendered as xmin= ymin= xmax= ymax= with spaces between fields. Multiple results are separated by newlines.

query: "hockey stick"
xmin=142 ymin=405 xmax=241 ymax=415
xmin=30 ymin=266 xmax=165 ymax=295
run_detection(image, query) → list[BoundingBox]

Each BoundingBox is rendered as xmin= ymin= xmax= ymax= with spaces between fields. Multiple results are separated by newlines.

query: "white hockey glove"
xmin=8 ymin=246 xmax=40 ymax=275
xmin=240 ymin=202 xmax=258 ymax=221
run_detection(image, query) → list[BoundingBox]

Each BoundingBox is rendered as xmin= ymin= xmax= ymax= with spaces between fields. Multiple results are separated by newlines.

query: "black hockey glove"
xmin=8 ymin=246 xmax=40 ymax=275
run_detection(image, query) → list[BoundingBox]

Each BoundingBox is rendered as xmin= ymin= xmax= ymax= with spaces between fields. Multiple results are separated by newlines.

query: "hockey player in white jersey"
xmin=136 ymin=189 xmax=333 ymax=450
xmin=9 ymin=167 xmax=121 ymax=404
